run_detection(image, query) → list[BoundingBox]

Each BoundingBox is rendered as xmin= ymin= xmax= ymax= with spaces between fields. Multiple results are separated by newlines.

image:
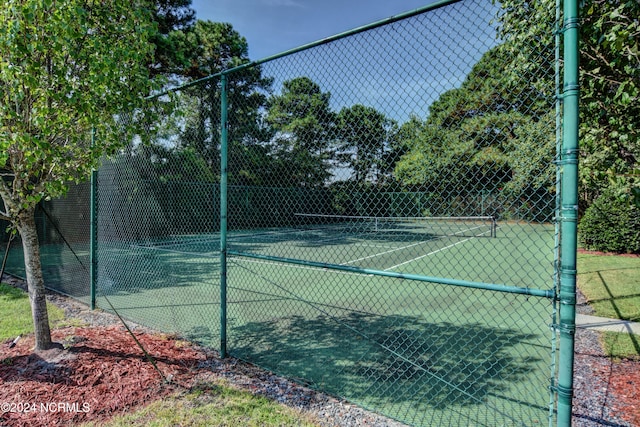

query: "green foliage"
xmin=148 ymin=0 xmax=195 ymax=78
xmin=336 ymin=104 xmax=395 ymax=183
xmin=579 ymin=0 xmax=640 ymax=205
xmin=266 ymin=77 xmax=335 ymax=187
xmin=579 ymin=182 xmax=640 ymax=254
xmin=157 ymin=22 xmax=272 ymax=178
xmin=496 ymin=0 xmax=640 ymax=209
xmin=0 ymin=0 xmax=158 ymax=219
xmin=171 ymin=21 xmax=251 ymax=79
xmin=395 ymin=0 xmax=639 ymax=220
xmin=0 ymin=0 xmax=158 ymax=349
xmin=393 ymin=44 xmax=556 ymax=220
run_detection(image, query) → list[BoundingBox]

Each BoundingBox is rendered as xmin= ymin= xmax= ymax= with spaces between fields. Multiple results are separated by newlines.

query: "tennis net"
xmin=294 ymin=213 xmax=497 ymax=239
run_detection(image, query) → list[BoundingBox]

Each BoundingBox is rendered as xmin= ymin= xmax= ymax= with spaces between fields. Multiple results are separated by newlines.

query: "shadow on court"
xmin=219 ymin=311 xmax=547 ymax=426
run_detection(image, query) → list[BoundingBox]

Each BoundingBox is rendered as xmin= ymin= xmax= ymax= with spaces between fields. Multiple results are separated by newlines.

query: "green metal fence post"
xmin=557 ymin=0 xmax=580 ymax=425
xmin=90 ymin=127 xmax=97 ymax=310
xmin=220 ymin=74 xmax=229 ymax=358
xmin=550 ymin=0 xmax=563 ymax=423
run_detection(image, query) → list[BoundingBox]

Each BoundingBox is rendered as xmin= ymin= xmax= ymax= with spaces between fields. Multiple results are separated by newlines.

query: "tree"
xmin=497 ymin=0 xmax=640 ymax=209
xmin=394 ymin=44 xmax=556 ymax=219
xmin=397 ymin=0 xmax=639 ymax=220
xmin=579 ymin=0 xmax=639 ymax=206
xmin=0 ymin=0 xmax=157 ymax=350
xmin=336 ymin=104 xmax=394 ymax=184
xmin=148 ymin=0 xmax=196 ymax=79
xmin=266 ymin=77 xmax=336 ymax=187
xmin=172 ymin=21 xmax=272 ymax=178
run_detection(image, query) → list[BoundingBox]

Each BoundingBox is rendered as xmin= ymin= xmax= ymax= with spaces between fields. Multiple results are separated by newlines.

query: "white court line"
xmin=357 ymin=243 xmax=401 ymax=249
xmin=340 ymin=225 xmax=492 ymax=266
xmin=343 ymin=238 xmax=436 ymax=265
xmin=315 ymin=236 xmax=398 ymax=249
xmin=383 ymin=236 xmax=475 ymax=271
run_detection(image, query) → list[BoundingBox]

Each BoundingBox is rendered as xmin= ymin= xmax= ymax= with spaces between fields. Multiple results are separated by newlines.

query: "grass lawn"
xmin=0 ymin=282 xmax=65 ymax=341
xmin=80 ymin=380 xmax=319 ymax=427
xmin=576 ymin=252 xmax=640 ymax=358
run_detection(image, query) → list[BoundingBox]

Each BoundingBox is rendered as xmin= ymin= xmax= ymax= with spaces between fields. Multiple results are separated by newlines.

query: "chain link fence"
xmin=1 ymin=183 xmax=92 ymax=303
xmin=1 ymin=0 xmax=581 ymax=425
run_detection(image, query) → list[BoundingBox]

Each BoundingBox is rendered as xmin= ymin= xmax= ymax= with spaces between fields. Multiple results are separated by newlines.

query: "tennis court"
xmin=49 ymin=218 xmax=552 ymax=426
xmin=3 ymin=216 xmax=556 ymax=426
xmin=0 ymin=0 xmax=581 ymax=424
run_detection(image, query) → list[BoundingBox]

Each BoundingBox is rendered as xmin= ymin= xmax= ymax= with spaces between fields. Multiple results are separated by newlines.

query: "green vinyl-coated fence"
xmin=0 ymin=0 xmax=580 ymax=425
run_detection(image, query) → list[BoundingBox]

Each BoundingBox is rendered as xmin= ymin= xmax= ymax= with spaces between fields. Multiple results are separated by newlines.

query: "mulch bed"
xmin=0 ymin=322 xmax=406 ymax=427
xmin=0 ymin=326 xmax=207 ymax=426
xmin=2 ymin=327 xmax=639 ymax=427
xmin=604 ymin=358 xmax=640 ymax=425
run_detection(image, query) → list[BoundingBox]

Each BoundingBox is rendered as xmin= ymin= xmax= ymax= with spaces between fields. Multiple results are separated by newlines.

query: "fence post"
xmin=557 ymin=0 xmax=580 ymax=425
xmin=90 ymin=127 xmax=98 ymax=310
xmin=219 ymin=74 xmax=229 ymax=358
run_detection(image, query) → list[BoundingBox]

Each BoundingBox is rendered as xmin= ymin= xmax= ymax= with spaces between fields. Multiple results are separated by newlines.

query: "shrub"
xmin=579 ymin=183 xmax=640 ymax=254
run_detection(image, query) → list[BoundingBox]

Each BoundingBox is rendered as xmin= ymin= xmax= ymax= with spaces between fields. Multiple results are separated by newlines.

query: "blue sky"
xmin=190 ymin=0 xmax=437 ymax=60
xmin=188 ymin=0 xmax=499 ymax=123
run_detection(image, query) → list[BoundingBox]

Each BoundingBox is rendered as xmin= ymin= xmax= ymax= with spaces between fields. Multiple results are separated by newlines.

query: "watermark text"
xmin=1 ymin=401 xmax=91 ymax=414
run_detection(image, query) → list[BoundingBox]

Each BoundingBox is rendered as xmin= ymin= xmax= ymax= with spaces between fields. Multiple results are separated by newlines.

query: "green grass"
xmin=1 ymin=280 xmax=319 ymax=427
xmin=601 ymin=330 xmax=640 ymax=359
xmin=81 ymin=380 xmax=320 ymax=427
xmin=577 ymin=253 xmax=640 ymax=321
xmin=577 ymin=252 xmax=640 ymax=358
xmin=0 ymin=282 xmax=65 ymax=341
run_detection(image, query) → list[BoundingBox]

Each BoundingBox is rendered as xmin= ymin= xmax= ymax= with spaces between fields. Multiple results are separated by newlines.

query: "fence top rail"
xmin=147 ymin=0 xmax=464 ymax=100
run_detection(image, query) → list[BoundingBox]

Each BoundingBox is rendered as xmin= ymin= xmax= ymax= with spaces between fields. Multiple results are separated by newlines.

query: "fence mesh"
xmin=0 ymin=0 xmax=570 ymax=425
xmin=222 ymin=1 xmax=558 ymax=425
xmin=1 ymin=184 xmax=92 ymax=303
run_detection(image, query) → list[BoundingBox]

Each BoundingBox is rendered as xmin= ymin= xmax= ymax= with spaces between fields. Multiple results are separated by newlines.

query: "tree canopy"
xmin=266 ymin=77 xmax=336 ymax=187
xmin=148 ymin=0 xmax=196 ymax=78
xmin=393 ymin=44 xmax=556 ymax=220
xmin=0 ymin=0 xmax=158 ymax=349
xmin=497 ymin=0 xmax=639 ymax=207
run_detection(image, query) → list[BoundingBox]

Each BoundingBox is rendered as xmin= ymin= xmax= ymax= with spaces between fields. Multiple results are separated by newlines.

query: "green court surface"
xmin=105 ymin=221 xmax=554 ymax=426
xmin=227 ymin=265 xmax=553 ymax=426
xmin=2 ymin=221 xmax=556 ymax=426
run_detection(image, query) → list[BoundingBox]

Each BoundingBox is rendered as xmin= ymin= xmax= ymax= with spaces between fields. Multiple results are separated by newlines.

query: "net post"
xmin=557 ymin=1 xmax=580 ymax=425
xmin=491 ymin=216 xmax=497 ymax=239
xmin=219 ymin=74 xmax=229 ymax=359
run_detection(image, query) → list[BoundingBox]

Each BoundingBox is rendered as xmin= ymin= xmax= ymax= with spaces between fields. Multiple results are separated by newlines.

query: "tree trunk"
xmin=16 ymin=207 xmax=54 ymax=351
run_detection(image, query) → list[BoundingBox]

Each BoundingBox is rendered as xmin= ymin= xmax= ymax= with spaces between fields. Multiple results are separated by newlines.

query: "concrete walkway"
xmin=576 ymin=313 xmax=640 ymax=335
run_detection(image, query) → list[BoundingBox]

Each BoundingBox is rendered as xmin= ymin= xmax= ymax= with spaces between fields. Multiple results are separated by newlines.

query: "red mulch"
xmin=606 ymin=358 xmax=640 ymax=426
xmin=1 ymin=326 xmax=640 ymax=426
xmin=577 ymin=248 xmax=640 ymax=258
xmin=0 ymin=326 xmax=208 ymax=427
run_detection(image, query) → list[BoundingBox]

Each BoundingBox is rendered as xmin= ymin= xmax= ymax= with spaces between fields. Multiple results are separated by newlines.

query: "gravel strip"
xmin=3 ymin=274 xmax=633 ymax=426
xmin=572 ymin=290 xmax=633 ymax=427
